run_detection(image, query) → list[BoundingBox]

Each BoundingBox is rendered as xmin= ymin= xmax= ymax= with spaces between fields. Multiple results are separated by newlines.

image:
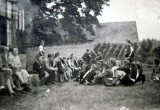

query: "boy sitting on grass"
xmin=105 ymin=60 xmax=133 ymax=86
xmin=80 ymin=63 xmax=97 ymax=85
xmin=93 ymin=62 xmax=113 ymax=85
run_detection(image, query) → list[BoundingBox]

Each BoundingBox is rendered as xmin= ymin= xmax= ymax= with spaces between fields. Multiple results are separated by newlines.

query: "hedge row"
xmin=93 ymin=39 xmax=160 ymax=64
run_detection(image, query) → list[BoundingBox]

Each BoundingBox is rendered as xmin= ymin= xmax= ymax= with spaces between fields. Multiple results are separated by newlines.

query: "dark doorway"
xmin=0 ymin=16 xmax=7 ymax=46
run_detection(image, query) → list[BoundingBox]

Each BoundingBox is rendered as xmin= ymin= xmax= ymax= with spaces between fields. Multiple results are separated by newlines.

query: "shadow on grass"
xmin=0 ymin=68 xmax=160 ymax=110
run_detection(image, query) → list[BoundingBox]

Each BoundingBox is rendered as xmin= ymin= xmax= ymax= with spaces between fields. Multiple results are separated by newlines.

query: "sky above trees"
xmin=97 ymin=0 xmax=160 ymax=41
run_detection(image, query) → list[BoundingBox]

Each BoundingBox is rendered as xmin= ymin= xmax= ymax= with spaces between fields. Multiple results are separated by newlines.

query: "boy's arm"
xmin=129 ymin=46 xmax=134 ymax=57
xmin=44 ymin=60 xmax=50 ymax=70
xmin=8 ymin=57 xmax=14 ymax=69
xmin=151 ymin=67 xmax=155 ymax=79
xmin=17 ymin=56 xmax=22 ymax=68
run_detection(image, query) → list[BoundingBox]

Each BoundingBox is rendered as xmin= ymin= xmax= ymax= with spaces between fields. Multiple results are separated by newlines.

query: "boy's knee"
xmin=15 ymin=72 xmax=21 ymax=76
xmin=21 ymin=69 xmax=28 ymax=74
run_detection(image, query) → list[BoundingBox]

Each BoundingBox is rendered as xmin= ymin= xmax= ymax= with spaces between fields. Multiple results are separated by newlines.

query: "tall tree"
xmin=30 ymin=0 xmax=110 ymax=45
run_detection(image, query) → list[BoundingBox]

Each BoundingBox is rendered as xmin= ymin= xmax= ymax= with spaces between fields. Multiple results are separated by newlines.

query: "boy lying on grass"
xmin=104 ymin=60 xmax=145 ymax=86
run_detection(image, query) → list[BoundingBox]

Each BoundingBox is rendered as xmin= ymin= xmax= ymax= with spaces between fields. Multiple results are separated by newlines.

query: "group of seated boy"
xmin=1 ymin=45 xmax=160 ymax=97
xmin=33 ymin=52 xmax=81 ymax=85
xmin=33 ymin=48 xmax=147 ymax=87
xmin=78 ymin=49 xmax=146 ymax=86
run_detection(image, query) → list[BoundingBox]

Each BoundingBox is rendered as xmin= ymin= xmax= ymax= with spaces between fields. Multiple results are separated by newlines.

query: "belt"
xmin=130 ymin=78 xmax=135 ymax=82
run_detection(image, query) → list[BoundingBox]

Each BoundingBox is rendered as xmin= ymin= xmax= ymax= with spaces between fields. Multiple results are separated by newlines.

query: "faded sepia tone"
xmin=0 ymin=0 xmax=160 ymax=110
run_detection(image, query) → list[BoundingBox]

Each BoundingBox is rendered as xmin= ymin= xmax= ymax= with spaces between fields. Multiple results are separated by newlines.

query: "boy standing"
xmin=39 ymin=40 xmax=45 ymax=57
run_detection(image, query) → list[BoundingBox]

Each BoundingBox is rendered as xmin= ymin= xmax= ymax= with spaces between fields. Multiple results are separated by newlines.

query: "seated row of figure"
xmin=33 ymin=53 xmax=82 ymax=85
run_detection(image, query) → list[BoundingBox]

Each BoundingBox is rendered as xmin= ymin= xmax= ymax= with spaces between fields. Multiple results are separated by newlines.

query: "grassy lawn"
xmin=0 ymin=67 xmax=160 ymax=110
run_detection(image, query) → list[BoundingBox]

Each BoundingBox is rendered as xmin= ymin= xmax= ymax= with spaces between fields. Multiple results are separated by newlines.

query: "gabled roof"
xmin=95 ymin=21 xmax=139 ymax=43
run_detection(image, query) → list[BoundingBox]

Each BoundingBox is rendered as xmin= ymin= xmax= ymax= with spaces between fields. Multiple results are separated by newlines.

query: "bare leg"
xmin=15 ymin=71 xmax=25 ymax=84
xmin=0 ymin=73 xmax=5 ymax=89
xmin=64 ymin=72 xmax=69 ymax=81
xmin=6 ymin=79 xmax=14 ymax=94
xmin=21 ymin=69 xmax=29 ymax=83
xmin=59 ymin=74 xmax=63 ymax=82
xmin=9 ymin=76 xmax=15 ymax=88
xmin=66 ymin=71 xmax=71 ymax=80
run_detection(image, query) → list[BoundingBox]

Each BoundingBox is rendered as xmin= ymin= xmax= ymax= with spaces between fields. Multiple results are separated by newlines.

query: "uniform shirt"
xmin=33 ymin=61 xmax=44 ymax=73
xmin=82 ymin=53 xmax=91 ymax=64
xmin=33 ymin=60 xmax=48 ymax=78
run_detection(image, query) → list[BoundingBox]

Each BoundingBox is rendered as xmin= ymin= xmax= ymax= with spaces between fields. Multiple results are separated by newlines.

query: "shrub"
xmin=114 ymin=45 xmax=122 ymax=58
xmin=107 ymin=44 xmax=117 ymax=58
xmin=133 ymin=42 xmax=139 ymax=54
xmin=99 ymin=42 xmax=107 ymax=53
xmin=103 ymin=43 xmax=112 ymax=60
xmin=146 ymin=56 xmax=154 ymax=65
xmin=93 ymin=43 xmax=101 ymax=54
xmin=146 ymin=39 xmax=153 ymax=52
xmin=92 ymin=39 xmax=159 ymax=63
xmin=152 ymin=46 xmax=160 ymax=59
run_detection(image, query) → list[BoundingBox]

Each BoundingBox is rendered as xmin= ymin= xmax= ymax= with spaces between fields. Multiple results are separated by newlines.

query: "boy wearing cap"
xmin=33 ymin=55 xmax=49 ymax=85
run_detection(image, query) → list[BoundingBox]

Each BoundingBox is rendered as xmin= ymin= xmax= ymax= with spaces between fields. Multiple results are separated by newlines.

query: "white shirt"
xmin=39 ymin=45 xmax=44 ymax=52
xmin=129 ymin=46 xmax=134 ymax=57
xmin=68 ymin=59 xmax=75 ymax=68
xmin=111 ymin=66 xmax=119 ymax=77
xmin=8 ymin=55 xmax=21 ymax=68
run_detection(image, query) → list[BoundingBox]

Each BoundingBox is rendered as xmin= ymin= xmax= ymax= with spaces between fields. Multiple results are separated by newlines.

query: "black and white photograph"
xmin=0 ymin=0 xmax=160 ymax=110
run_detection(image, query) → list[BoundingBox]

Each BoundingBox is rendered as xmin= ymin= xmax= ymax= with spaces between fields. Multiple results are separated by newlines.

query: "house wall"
xmin=0 ymin=0 xmax=25 ymax=46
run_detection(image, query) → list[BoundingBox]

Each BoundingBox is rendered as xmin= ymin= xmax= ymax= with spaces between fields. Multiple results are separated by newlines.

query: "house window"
xmin=0 ymin=16 xmax=7 ymax=45
xmin=7 ymin=20 xmax=12 ymax=45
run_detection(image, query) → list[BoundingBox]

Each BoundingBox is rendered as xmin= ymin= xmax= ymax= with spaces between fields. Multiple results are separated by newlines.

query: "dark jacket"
xmin=125 ymin=45 xmax=134 ymax=58
xmin=117 ymin=67 xmax=130 ymax=75
xmin=33 ymin=61 xmax=46 ymax=78
xmin=83 ymin=53 xmax=91 ymax=64
xmin=57 ymin=60 xmax=64 ymax=74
